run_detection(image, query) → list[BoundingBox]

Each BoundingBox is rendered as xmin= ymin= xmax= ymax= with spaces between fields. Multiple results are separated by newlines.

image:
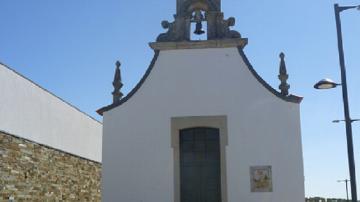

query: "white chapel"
xmin=98 ymin=0 xmax=305 ymax=201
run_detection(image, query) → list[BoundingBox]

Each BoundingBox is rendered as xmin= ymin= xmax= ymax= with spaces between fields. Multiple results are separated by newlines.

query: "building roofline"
xmin=97 ymin=45 xmax=302 ymax=116
xmin=0 ymin=61 xmax=102 ymax=124
xmin=237 ymin=47 xmax=303 ymax=104
xmin=97 ymin=50 xmax=160 ymax=115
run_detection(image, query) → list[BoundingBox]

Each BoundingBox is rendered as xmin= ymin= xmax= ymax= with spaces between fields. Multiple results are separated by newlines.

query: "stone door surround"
xmin=171 ymin=115 xmax=228 ymax=202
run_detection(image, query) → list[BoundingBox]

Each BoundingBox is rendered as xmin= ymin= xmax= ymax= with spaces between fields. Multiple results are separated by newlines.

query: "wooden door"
xmin=180 ymin=127 xmax=221 ymax=202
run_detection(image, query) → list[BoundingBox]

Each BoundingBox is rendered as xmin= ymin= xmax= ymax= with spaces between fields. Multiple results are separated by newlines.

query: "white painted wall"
xmin=0 ymin=63 xmax=102 ymax=162
xmin=102 ymin=47 xmax=304 ymax=201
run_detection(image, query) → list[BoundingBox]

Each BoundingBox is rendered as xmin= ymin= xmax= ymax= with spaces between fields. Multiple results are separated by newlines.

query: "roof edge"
xmin=237 ymin=47 xmax=303 ymax=104
xmin=0 ymin=61 xmax=102 ymax=124
xmin=150 ymin=38 xmax=248 ymax=50
xmin=97 ymin=50 xmax=160 ymax=115
xmin=97 ymin=46 xmax=303 ymax=116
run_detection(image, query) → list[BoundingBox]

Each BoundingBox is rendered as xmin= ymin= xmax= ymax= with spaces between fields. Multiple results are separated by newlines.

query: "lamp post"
xmin=338 ymin=179 xmax=350 ymax=201
xmin=333 ymin=119 xmax=360 ymax=123
xmin=314 ymin=4 xmax=360 ymax=202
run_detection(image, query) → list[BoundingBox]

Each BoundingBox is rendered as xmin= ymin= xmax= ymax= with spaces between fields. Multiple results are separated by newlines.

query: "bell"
xmin=194 ymin=22 xmax=205 ymax=35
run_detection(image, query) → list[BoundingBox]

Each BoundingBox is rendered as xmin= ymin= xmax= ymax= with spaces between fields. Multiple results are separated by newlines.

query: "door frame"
xmin=171 ymin=116 xmax=228 ymax=202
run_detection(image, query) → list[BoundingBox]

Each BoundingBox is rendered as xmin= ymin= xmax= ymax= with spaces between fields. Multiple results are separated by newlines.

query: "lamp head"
xmin=314 ymin=78 xmax=340 ymax=89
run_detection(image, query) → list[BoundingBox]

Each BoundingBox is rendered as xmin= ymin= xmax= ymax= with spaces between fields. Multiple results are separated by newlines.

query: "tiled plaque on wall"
xmin=250 ymin=166 xmax=273 ymax=192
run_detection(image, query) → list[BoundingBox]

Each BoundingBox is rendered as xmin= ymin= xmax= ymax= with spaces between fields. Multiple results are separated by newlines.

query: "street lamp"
xmin=313 ymin=78 xmax=340 ymax=89
xmin=338 ymin=179 xmax=350 ymax=201
xmin=314 ymin=4 xmax=360 ymax=202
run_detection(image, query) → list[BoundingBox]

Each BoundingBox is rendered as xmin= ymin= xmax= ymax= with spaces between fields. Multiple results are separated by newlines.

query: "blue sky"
xmin=1 ymin=0 xmax=360 ymax=199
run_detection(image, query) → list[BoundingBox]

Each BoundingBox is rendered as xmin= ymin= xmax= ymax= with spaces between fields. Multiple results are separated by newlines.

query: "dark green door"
xmin=180 ymin=127 xmax=221 ymax=202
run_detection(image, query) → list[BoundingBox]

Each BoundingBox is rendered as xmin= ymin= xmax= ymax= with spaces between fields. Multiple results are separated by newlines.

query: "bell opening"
xmin=190 ymin=10 xmax=208 ymax=41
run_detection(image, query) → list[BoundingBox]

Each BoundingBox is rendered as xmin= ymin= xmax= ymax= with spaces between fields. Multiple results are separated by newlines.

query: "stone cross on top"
xmin=157 ymin=0 xmax=241 ymax=42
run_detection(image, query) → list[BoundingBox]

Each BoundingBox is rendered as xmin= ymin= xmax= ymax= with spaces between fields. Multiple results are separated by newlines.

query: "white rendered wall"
xmin=0 ymin=63 xmax=102 ymax=162
xmin=102 ymin=47 xmax=304 ymax=201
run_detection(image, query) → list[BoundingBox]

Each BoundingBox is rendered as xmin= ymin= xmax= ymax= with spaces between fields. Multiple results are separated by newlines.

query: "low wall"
xmin=0 ymin=63 xmax=102 ymax=162
xmin=0 ymin=131 xmax=101 ymax=201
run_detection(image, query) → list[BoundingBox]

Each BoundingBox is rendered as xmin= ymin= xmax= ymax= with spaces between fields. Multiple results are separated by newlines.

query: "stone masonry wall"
xmin=0 ymin=131 xmax=101 ymax=201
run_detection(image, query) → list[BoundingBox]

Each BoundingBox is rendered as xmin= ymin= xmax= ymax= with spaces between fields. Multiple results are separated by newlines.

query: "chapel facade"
xmin=98 ymin=0 xmax=305 ymax=201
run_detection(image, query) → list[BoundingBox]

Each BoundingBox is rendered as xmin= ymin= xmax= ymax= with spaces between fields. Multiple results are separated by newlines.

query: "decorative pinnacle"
xmin=278 ymin=52 xmax=290 ymax=96
xmin=112 ymin=60 xmax=123 ymax=104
